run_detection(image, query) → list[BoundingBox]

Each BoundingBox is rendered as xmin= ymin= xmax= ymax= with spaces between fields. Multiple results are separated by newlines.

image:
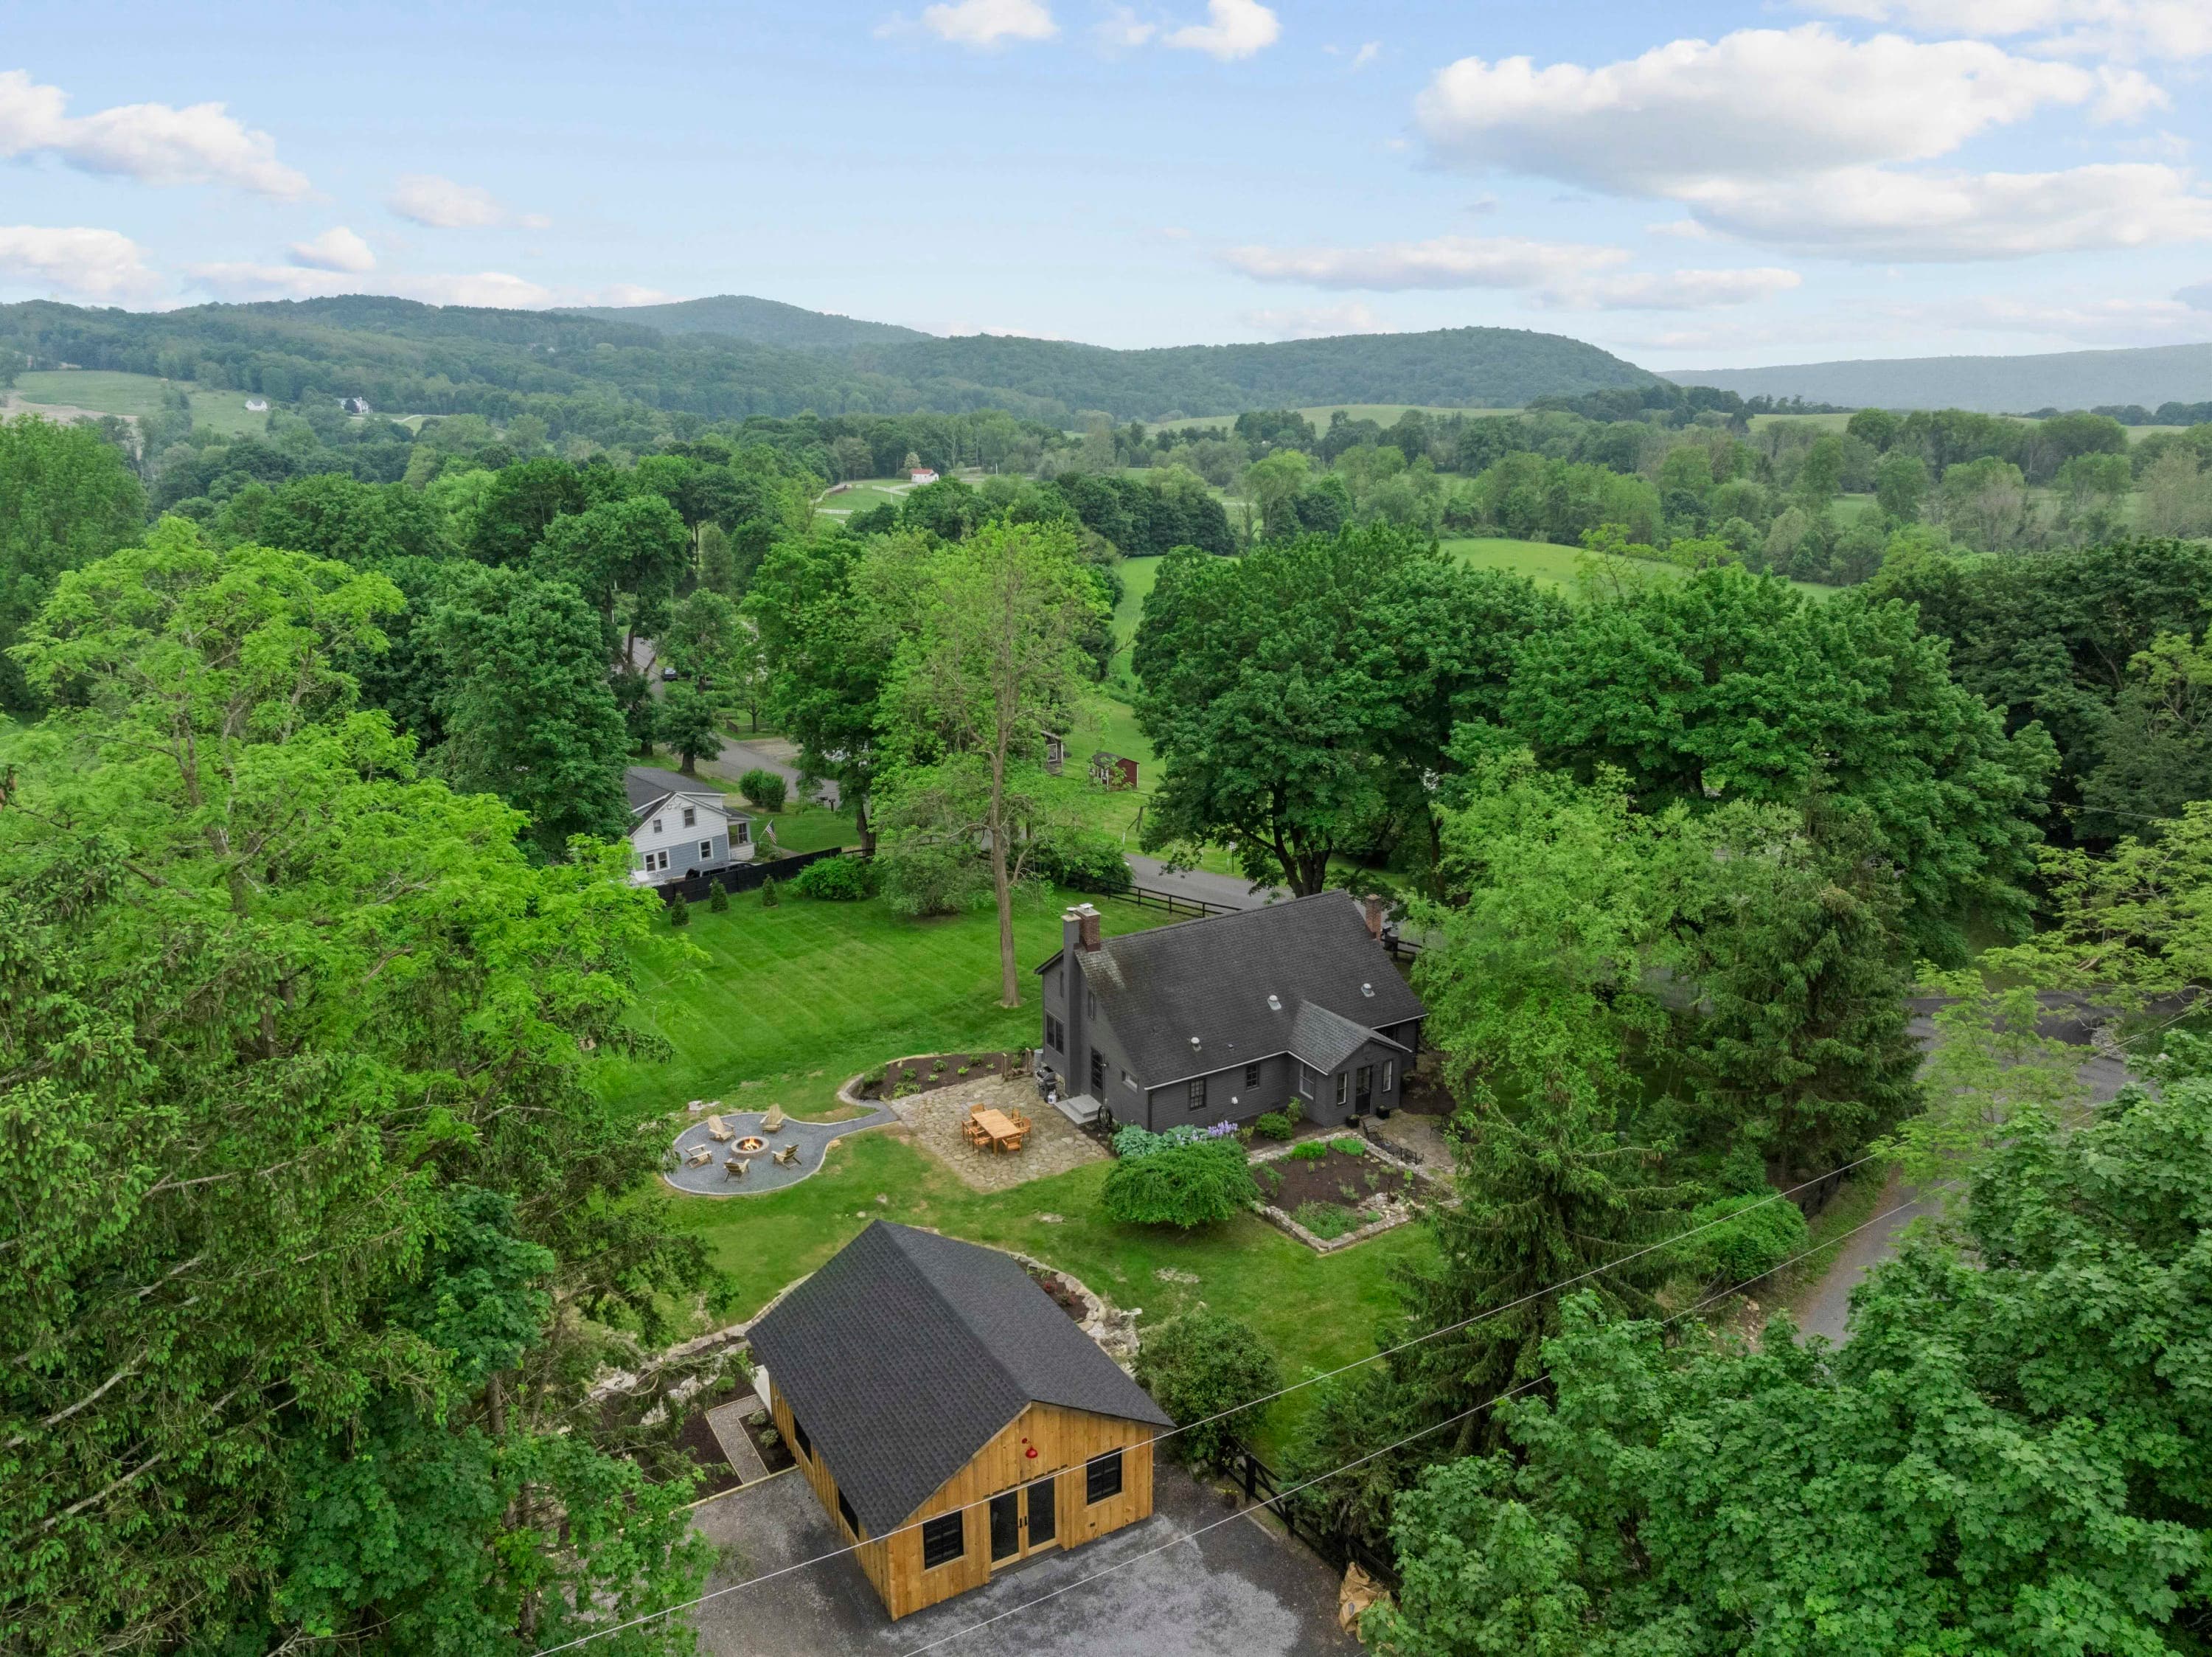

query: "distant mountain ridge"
xmin=558 ymin=293 xmax=932 ymax=350
xmin=1666 ymin=341 xmax=2212 ymax=414
xmin=0 ymin=295 xmax=1656 ymax=423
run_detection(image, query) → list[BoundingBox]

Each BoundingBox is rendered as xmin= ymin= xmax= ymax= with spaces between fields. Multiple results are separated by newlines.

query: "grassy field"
xmin=603 ymin=890 xmax=1427 ymax=1451
xmin=10 ymin=368 xmax=271 ymax=437
xmin=1444 ymin=535 xmax=1840 ymax=600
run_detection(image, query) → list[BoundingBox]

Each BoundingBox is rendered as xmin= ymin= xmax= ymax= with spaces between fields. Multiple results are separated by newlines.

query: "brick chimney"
xmin=1076 ymin=903 xmax=1102 ymax=952
xmin=1360 ymin=894 xmax=1388 ymax=940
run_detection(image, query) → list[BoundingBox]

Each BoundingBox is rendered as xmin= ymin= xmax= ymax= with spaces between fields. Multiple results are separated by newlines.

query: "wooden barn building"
xmin=747 ymin=1221 xmax=1172 ymax=1620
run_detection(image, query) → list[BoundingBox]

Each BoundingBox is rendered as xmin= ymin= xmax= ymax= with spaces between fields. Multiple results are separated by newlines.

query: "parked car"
xmin=661 ymin=666 xmax=679 ymax=681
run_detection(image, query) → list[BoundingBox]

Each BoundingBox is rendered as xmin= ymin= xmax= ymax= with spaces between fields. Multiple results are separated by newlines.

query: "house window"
xmin=837 ymin=1488 xmax=863 ymax=1539
xmin=1086 ymin=989 xmax=1096 ymax=1020
xmin=1085 ymin=1450 xmax=1124 ymax=1504
xmin=1121 ymin=1069 xmax=1135 ymax=1089
xmin=1244 ymin=1063 xmax=1261 ymax=1088
xmin=1046 ymin=1014 xmax=1065 ymax=1053
xmin=682 ymin=806 xmax=697 ymax=827
xmin=1335 ymin=1072 xmax=1348 ymax=1108
xmin=789 ymin=1412 xmax=810 ymax=1461
xmin=733 ymin=821 xmax=749 ymax=845
xmin=1383 ymin=1060 xmax=1396 ymax=1093
xmin=1188 ymin=1076 xmax=1206 ymax=1112
xmin=699 ymin=840 xmax=714 ymax=861
xmin=921 ymin=1512 xmax=965 ymax=1570
xmin=641 ymin=849 xmax=669 ymax=873
xmin=650 ymin=818 xmax=663 ymax=834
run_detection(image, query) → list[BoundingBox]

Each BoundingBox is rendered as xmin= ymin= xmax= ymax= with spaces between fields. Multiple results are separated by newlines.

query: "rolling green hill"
xmin=1666 ymin=341 xmax=2212 ymax=414
xmin=0 ymin=296 xmax=1656 ymax=426
xmin=557 ymin=293 xmax=931 ymax=350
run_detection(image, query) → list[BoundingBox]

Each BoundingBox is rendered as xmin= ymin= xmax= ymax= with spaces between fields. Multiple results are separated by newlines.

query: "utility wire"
xmin=894 ymin=1193 xmax=1926 ymax=1657
xmin=533 ymin=1152 xmax=1886 ymax=1655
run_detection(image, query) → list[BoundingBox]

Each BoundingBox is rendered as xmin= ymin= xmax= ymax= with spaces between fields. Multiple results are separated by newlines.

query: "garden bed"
xmin=668 ymin=1382 xmax=752 ymax=1499
xmin=853 ymin=1050 xmax=1023 ymax=1100
xmin=1026 ymin=1265 xmax=1090 ymax=1322
xmin=1251 ymin=1136 xmax=1433 ymax=1252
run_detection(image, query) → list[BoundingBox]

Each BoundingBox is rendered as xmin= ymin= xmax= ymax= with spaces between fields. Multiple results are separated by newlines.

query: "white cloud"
xmin=288 ymin=226 xmax=375 ymax=274
xmin=1885 ymin=291 xmax=2212 ymax=343
xmin=1164 ymin=0 xmax=1279 ymax=60
xmin=0 ymin=225 xmax=161 ymax=300
xmin=1096 ymin=6 xmax=1156 ymax=47
xmin=1681 ymin=161 xmax=2212 ymax=257
xmin=593 ymin=283 xmax=676 ymax=307
xmin=1221 ymin=233 xmax=1801 ymax=310
xmin=1415 ymin=27 xmax=2154 ymax=194
xmin=186 ymin=265 xmax=568 ymax=309
xmin=393 ymin=271 xmax=559 ymax=308
xmin=386 ymin=173 xmax=549 ymax=230
xmin=1802 ymin=1 xmax=2212 ymax=61
xmin=1245 ymin=302 xmax=1393 ymax=339
xmin=0 ymin=70 xmax=307 ymax=198
xmin=1411 ymin=26 xmax=2202 ymax=260
xmin=1351 ymin=41 xmax=1381 ymax=70
xmin=189 ymin=262 xmax=355 ymax=302
xmin=2180 ymin=278 xmax=2212 ymax=310
xmin=919 ymin=0 xmax=1057 ymax=46
xmin=1647 ymin=219 xmax=1715 ymax=239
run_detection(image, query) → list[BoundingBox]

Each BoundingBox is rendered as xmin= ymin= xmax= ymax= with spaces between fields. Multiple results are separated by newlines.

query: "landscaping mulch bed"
xmin=854 ymin=1051 xmax=1023 ymax=1100
xmin=669 ymin=1383 xmax=751 ymax=1500
xmin=737 ymin=1403 xmax=796 ymax=1475
xmin=1252 ymin=1142 xmax=1425 ymax=1241
xmin=1026 ymin=1266 xmax=1089 ymax=1322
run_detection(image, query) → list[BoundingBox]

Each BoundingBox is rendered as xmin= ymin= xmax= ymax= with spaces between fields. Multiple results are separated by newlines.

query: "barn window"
xmin=1244 ymin=1063 xmax=1261 ymax=1088
xmin=1085 ymin=1450 xmax=1124 ymax=1504
xmin=790 ymin=1413 xmax=811 ymax=1461
xmin=921 ymin=1512 xmax=965 ymax=1569
xmin=1187 ymin=1076 xmax=1206 ymax=1112
xmin=837 ymin=1488 xmax=864 ymax=1539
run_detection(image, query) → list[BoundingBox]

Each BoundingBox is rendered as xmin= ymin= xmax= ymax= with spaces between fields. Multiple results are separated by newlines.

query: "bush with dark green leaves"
xmin=708 ymin=883 xmax=728 ymax=913
xmin=788 ymin=855 xmax=877 ymax=901
xmin=1133 ymin=1310 xmax=1282 ymax=1470
xmin=738 ymin=768 xmax=787 ymax=813
xmin=1032 ymin=829 xmax=1133 ymax=895
xmin=1673 ymin=1191 xmax=1810 ymax=1286
xmin=1100 ymin=1139 xmax=1257 ymax=1229
xmin=667 ymin=894 xmax=690 ymax=927
xmin=759 ymin=876 xmax=779 ymax=908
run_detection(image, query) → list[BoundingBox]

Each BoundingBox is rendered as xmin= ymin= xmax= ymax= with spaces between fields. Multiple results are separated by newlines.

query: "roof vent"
xmin=1266 ymin=993 xmax=1282 ymax=1012
xmin=1361 ymin=982 xmax=1375 ymax=998
xmin=1189 ymin=1035 xmax=1201 ymax=1049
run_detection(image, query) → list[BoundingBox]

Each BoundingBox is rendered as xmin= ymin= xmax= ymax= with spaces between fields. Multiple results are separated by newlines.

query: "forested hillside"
xmin=559 ymin=293 xmax=931 ymax=350
xmin=0 ymin=296 xmax=1652 ymax=425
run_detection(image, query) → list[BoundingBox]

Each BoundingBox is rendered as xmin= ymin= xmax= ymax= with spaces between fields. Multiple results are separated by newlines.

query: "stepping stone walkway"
xmin=705 ymin=1393 xmax=771 ymax=1483
xmin=662 ymin=1104 xmax=896 ymax=1198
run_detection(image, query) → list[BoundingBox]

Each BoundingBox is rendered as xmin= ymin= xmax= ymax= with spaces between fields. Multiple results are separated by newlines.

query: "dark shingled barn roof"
xmin=1037 ymin=889 xmax=1426 ymax=1085
xmin=747 ymin=1223 xmax=1169 ymax=1537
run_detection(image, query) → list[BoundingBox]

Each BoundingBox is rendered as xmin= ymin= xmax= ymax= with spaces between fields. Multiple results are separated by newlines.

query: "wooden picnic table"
xmin=971 ymin=1107 xmax=1023 ymax=1152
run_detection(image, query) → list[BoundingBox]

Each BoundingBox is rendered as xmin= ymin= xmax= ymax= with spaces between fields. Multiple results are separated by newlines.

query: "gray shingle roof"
xmin=1290 ymin=1001 xmax=1408 ymax=1074
xmin=624 ymin=766 xmax=742 ymax=821
xmin=1041 ymin=890 xmax=1426 ymax=1085
xmin=746 ymin=1223 xmax=1169 ymax=1536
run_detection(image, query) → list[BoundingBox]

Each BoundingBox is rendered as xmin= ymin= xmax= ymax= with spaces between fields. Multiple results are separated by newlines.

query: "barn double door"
xmin=988 ymin=1476 xmax=1060 ymax=1567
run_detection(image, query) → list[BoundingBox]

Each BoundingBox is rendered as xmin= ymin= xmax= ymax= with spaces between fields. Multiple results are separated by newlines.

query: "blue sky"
xmin=6 ymin=0 xmax=2212 ymax=368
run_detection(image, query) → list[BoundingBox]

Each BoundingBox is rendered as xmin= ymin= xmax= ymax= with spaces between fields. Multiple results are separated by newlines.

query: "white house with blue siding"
xmin=625 ymin=767 xmax=754 ymax=886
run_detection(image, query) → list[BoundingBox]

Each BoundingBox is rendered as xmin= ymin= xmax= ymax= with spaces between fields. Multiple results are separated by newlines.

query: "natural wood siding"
xmin=771 ymin=1381 xmax=1155 ymax=1621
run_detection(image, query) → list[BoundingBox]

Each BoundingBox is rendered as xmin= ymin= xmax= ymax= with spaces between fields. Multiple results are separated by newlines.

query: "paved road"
xmin=1122 ymin=854 xmax=1287 ymax=911
xmin=1792 ymin=998 xmax=2141 ymax=1343
xmin=692 ymin=735 xmax=841 ymax=809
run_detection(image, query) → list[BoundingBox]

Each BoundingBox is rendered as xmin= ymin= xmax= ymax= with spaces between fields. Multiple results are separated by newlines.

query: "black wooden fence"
xmin=1229 ymin=1437 xmax=1400 ymax=1589
xmin=653 ymin=845 xmax=852 ymax=906
xmin=1105 ymin=883 xmax=1425 ymax=962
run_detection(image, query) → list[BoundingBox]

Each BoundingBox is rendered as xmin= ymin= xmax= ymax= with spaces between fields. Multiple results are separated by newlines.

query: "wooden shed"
xmin=1090 ymin=751 xmax=1138 ymax=791
xmin=747 ymin=1221 xmax=1170 ymax=1620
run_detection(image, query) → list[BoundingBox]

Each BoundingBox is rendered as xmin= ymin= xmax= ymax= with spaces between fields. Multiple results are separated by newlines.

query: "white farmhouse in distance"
xmin=244 ymin=397 xmax=270 ymax=412
xmin=908 ymin=466 xmax=939 ymax=484
xmin=625 ymin=767 xmax=754 ymax=886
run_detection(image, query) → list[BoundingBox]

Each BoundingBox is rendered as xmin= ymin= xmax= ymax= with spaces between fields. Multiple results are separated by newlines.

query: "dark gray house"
xmin=1034 ymin=891 xmax=1427 ymax=1131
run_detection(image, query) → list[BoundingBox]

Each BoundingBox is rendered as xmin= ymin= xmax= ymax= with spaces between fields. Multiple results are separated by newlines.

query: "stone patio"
xmin=891 ymin=1074 xmax=1107 ymax=1192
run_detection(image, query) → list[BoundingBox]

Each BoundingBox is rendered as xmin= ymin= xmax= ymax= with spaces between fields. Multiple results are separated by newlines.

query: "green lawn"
xmin=11 ymin=369 xmax=271 ymax=438
xmin=1444 ymin=536 xmax=1840 ymax=600
xmin=604 ymin=889 xmax=1427 ymax=1453
xmin=814 ymin=479 xmax=908 ymax=519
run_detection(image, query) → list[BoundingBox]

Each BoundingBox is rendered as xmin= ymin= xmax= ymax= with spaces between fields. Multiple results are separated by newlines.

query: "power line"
xmin=894 ymin=1194 xmax=1925 ymax=1657
xmin=532 ymin=1151 xmax=1883 ymax=1656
